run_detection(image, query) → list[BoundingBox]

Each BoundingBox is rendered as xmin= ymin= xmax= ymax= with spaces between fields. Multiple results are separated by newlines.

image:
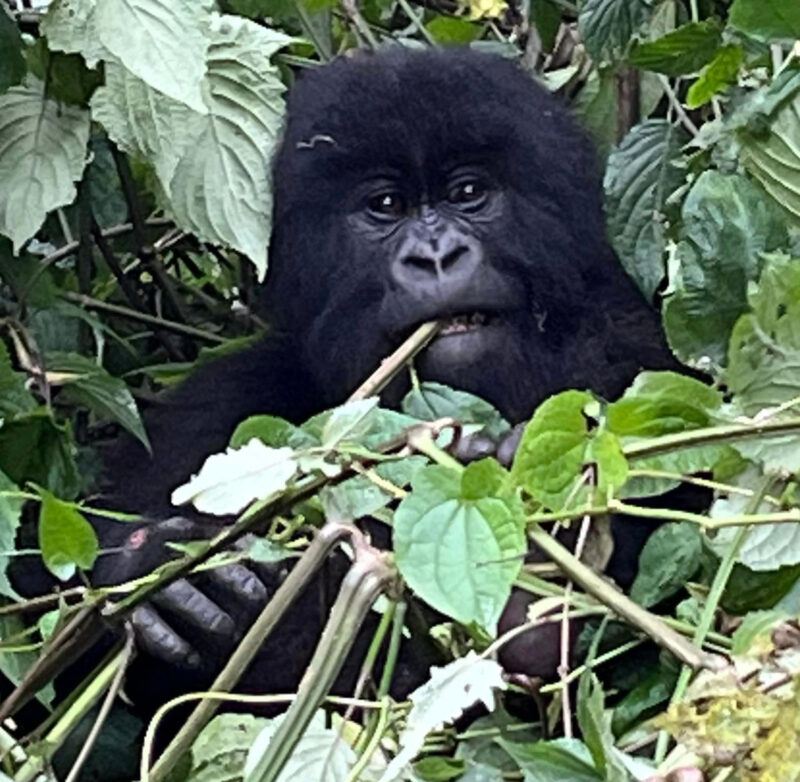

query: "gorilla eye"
xmin=448 ymin=178 xmax=489 ymax=207
xmin=367 ymin=191 xmax=406 ymax=218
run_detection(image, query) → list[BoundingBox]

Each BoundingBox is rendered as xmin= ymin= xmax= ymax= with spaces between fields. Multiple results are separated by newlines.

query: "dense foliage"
xmin=2 ymin=0 xmax=800 ymax=781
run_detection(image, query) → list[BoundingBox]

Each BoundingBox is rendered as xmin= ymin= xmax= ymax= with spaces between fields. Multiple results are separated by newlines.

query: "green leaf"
xmin=425 ymin=16 xmax=482 ymax=45
xmin=686 ymin=44 xmax=744 ymax=108
xmin=499 ymin=737 xmax=603 ymax=781
xmin=727 ymin=253 xmax=800 ymax=414
xmin=0 ymin=471 xmax=23 ymax=600
xmin=414 ymin=756 xmax=466 ymax=781
xmin=604 ymin=120 xmax=687 ymax=299
xmin=26 ymin=39 xmax=103 ymax=106
xmin=589 ymin=430 xmax=628 ymax=492
xmin=46 ymin=352 xmax=148 ymax=448
xmin=722 ymin=562 xmax=800 ymax=613
xmin=572 ymin=69 xmax=618 ymax=159
xmin=611 ymin=665 xmax=676 ymax=736
xmin=510 ymin=390 xmax=592 ymax=509
xmin=630 ymin=523 xmax=702 ymax=607
xmin=41 ymin=0 xmax=109 ymax=66
xmin=230 ymin=414 xmax=314 ymax=449
xmin=607 ymin=371 xmax=720 ymax=437
xmin=185 ymin=712 xmax=268 ymax=781
xmin=729 ymin=0 xmax=800 ymax=41
xmin=663 ymin=170 xmax=787 ymax=365
xmin=0 ymin=79 xmax=89 ymax=252
xmin=577 ymin=674 xmax=628 ymax=781
xmin=628 ymin=19 xmax=722 ymax=76
xmin=740 ymin=90 xmax=800 ymax=226
xmin=402 ymin=382 xmax=510 ymax=439
xmin=0 ymin=411 xmax=80 ymax=498
xmin=95 ymin=0 xmax=212 ymax=112
xmin=91 ymin=17 xmax=292 ymax=274
xmin=726 ymin=254 xmax=800 ymax=473
xmin=394 ymin=465 xmax=525 ymax=632
xmin=167 ymin=17 xmax=292 ymax=274
xmin=0 ymin=9 xmax=25 ymax=93
xmin=578 ymin=0 xmax=653 ymax=61
xmin=37 ymin=488 xmax=98 ymax=581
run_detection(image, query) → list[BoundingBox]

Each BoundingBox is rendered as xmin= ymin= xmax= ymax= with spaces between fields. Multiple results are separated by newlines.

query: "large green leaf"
xmin=604 ymin=120 xmax=687 ymax=299
xmin=92 ymin=15 xmax=291 ymax=273
xmin=95 ymin=0 xmax=212 ymax=112
xmin=662 ymin=171 xmax=787 ymax=365
xmin=628 ymin=19 xmax=722 ymax=76
xmin=740 ymin=91 xmax=800 ymax=226
xmin=511 ymin=391 xmax=628 ymax=509
xmin=394 ymin=463 xmax=525 ymax=633
xmin=168 ymin=17 xmax=291 ymax=275
xmin=0 ymin=80 xmax=89 ymax=252
xmin=729 ymin=0 xmax=800 ymax=41
xmin=578 ymin=0 xmax=652 ymax=60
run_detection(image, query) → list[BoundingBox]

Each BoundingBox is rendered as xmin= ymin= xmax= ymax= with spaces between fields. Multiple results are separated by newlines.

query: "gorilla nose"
xmin=392 ymin=228 xmax=482 ymax=292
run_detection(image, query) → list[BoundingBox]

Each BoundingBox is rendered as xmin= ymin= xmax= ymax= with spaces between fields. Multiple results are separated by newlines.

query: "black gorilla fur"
xmin=94 ymin=47 xmax=677 ymax=698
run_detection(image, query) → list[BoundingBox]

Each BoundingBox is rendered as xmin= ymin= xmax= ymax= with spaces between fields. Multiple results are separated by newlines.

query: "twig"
xmin=659 ymin=76 xmax=699 ymax=136
xmin=527 ymin=522 xmax=725 ymax=672
xmin=62 ymin=292 xmax=227 ymax=344
xmin=348 ymin=321 xmax=440 ymax=400
xmin=64 ymin=625 xmax=135 ymax=782
xmin=41 ymin=218 xmax=172 ymax=267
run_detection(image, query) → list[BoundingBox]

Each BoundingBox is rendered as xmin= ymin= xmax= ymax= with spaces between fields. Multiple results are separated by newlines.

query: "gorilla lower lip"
xmin=440 ymin=312 xmax=489 ymax=335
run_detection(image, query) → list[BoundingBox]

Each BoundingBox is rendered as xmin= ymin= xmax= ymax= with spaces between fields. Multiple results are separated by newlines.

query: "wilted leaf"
xmin=0 ymin=80 xmax=89 ymax=252
xmin=604 ymin=120 xmax=687 ymax=299
xmin=37 ymin=488 xmax=98 ymax=581
xmin=394 ymin=464 xmax=525 ymax=632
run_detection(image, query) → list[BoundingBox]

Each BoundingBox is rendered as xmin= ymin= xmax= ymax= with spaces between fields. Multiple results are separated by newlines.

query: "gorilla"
xmin=86 ymin=47 xmax=676 ymax=700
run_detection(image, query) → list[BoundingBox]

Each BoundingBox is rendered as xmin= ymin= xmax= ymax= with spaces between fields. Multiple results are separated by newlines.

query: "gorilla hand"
xmin=92 ymin=517 xmax=275 ymax=669
xmin=450 ymin=422 xmax=525 ymax=468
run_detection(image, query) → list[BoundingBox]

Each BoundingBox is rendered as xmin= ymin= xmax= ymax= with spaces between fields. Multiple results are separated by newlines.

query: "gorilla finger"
xmin=496 ymin=423 xmax=526 ymax=467
xmin=152 ymin=579 xmax=236 ymax=638
xmin=451 ymin=432 xmax=497 ymax=464
xmin=205 ymin=563 xmax=269 ymax=610
xmin=131 ymin=604 xmax=200 ymax=668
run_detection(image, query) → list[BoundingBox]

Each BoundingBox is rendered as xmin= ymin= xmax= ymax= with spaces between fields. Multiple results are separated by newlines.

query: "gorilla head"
xmin=266 ymin=48 xmax=672 ymax=422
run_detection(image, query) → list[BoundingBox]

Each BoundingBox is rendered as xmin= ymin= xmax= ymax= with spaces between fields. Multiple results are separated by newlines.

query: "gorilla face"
xmin=266 ymin=48 xmax=672 ymax=421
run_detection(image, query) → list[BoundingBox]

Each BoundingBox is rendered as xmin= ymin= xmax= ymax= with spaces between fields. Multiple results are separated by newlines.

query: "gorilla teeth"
xmin=441 ymin=312 xmax=488 ymax=334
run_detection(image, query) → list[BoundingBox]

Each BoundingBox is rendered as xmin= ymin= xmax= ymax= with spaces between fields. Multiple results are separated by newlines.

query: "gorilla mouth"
xmin=439 ymin=312 xmax=491 ymax=335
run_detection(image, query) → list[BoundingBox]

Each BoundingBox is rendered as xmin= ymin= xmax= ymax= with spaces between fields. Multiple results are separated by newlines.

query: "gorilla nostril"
xmin=440 ymin=245 xmax=467 ymax=271
xmin=405 ymin=255 xmax=436 ymax=275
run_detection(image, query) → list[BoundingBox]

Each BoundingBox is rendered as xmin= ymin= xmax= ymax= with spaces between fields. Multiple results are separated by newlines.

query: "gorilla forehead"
xmin=275 ymin=48 xmax=598 ymax=197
